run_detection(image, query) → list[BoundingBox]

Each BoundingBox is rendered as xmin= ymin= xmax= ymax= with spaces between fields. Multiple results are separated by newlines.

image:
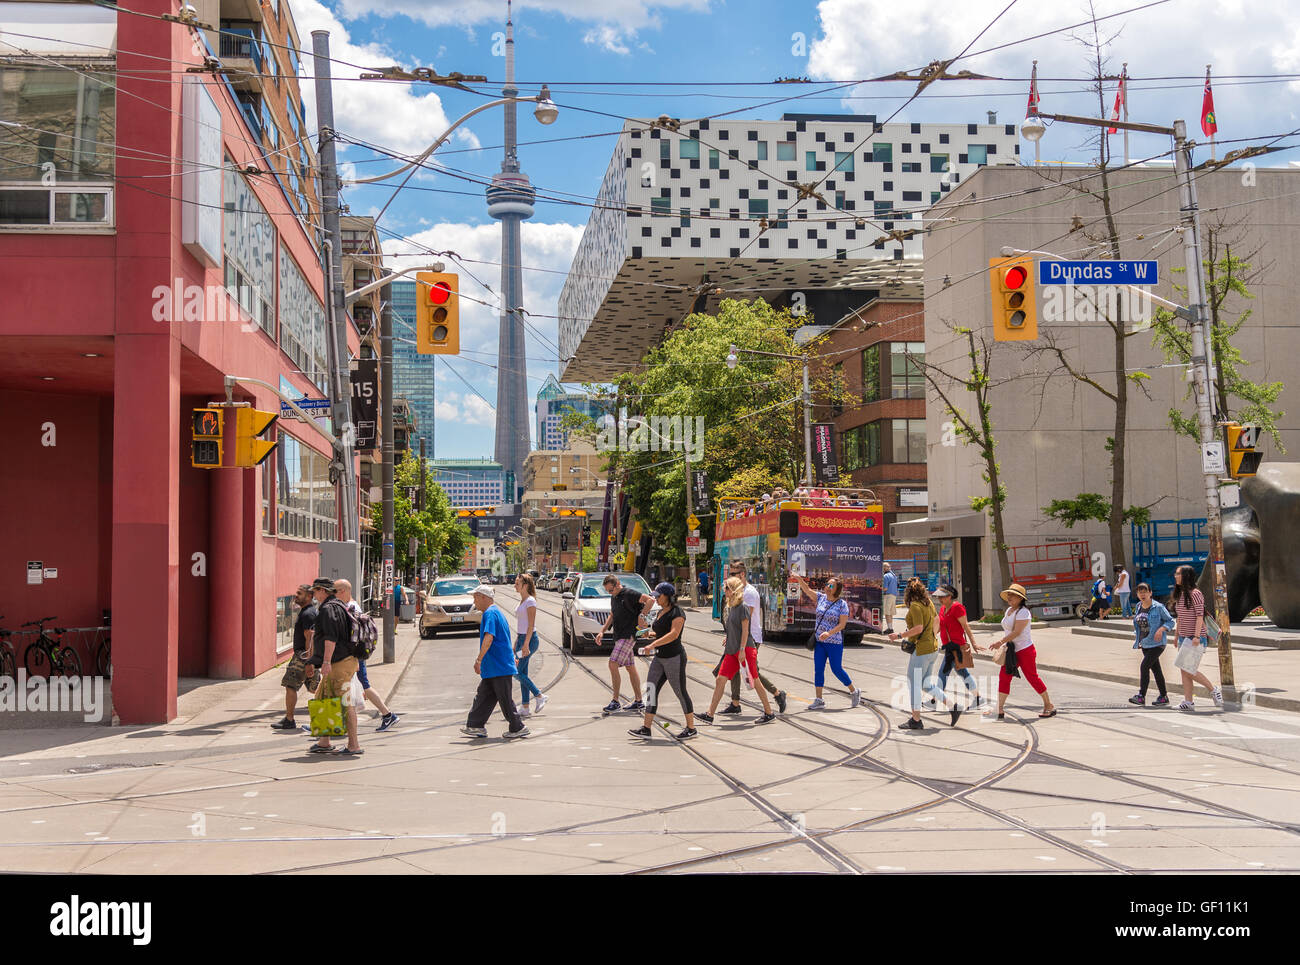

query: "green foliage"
xmin=612 ymin=298 xmax=823 ymax=559
xmin=1042 ymin=492 xmax=1150 ymax=528
xmin=1151 ymin=242 xmax=1286 ymax=452
xmin=371 ymin=456 xmax=473 ymax=575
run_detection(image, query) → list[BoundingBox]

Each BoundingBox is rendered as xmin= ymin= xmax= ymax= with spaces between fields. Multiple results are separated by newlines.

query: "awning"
xmin=891 ymin=511 xmax=986 ymax=541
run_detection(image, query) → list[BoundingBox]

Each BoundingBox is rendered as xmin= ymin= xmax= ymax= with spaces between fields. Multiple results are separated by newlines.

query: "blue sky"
xmin=289 ymin=0 xmax=1300 ymax=460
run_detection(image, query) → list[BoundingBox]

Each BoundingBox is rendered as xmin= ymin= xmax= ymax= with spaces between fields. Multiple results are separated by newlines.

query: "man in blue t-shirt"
xmin=882 ymin=563 xmax=900 ymax=633
xmin=461 ymin=585 xmax=529 ymax=739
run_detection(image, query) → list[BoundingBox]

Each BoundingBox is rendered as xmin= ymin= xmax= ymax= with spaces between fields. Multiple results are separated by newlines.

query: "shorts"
xmin=315 ymin=656 xmax=359 ymax=703
xmin=355 ymin=659 xmax=371 ymax=691
xmin=717 ymin=646 xmax=759 ymax=682
xmin=281 ymin=654 xmax=321 ymax=692
xmin=1175 ymin=638 xmax=1206 ymax=674
xmin=609 ymin=637 xmax=637 ymax=667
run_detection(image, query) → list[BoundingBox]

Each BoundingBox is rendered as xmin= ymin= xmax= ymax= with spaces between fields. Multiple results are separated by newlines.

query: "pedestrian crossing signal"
xmin=989 ymin=256 xmax=1037 ymax=341
xmin=1227 ymin=422 xmax=1263 ymax=478
xmin=416 ymin=271 xmax=460 ymax=355
xmin=191 ymin=407 xmax=224 ymax=468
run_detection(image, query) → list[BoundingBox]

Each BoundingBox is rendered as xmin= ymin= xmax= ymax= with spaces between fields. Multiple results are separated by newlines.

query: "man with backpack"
xmin=335 ymin=579 xmax=399 ymax=732
xmin=1089 ymin=574 xmax=1113 ymax=621
xmin=309 ymin=578 xmax=363 ymax=756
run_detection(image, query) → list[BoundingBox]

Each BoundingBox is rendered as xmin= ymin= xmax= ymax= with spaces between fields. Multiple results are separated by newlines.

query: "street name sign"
xmin=1037 ymin=260 xmax=1159 ymax=285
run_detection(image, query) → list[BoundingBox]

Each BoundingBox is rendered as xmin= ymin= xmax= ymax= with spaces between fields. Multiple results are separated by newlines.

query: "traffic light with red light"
xmin=191 ymin=407 xmax=224 ymax=468
xmin=989 ymin=256 xmax=1038 ymax=341
xmin=233 ymin=407 xmax=278 ymax=467
xmin=416 ymin=271 xmax=460 ymax=355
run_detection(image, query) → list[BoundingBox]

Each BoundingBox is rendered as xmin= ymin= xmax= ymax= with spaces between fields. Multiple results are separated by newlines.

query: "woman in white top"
xmin=514 ymin=574 xmax=548 ymax=716
xmin=989 ymin=583 xmax=1056 ymax=721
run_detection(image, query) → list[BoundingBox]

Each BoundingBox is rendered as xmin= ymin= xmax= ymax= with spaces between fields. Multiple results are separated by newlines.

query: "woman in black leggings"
xmin=628 ymin=582 xmax=696 ymax=741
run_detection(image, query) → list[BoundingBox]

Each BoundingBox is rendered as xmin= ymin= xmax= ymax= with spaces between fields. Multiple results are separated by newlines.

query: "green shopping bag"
xmin=308 ymin=695 xmax=345 ymax=736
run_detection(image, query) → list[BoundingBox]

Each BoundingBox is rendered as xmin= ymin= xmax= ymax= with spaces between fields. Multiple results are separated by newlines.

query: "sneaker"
xmin=900 ymin=718 xmax=923 ymax=730
xmin=720 ymin=703 xmax=742 ymax=715
xmin=504 ymin=727 xmax=531 ymax=739
xmin=776 ymin=691 xmax=788 ymax=714
xmin=1212 ymin=688 xmax=1223 ymax=708
xmin=601 ymin=700 xmax=621 ymax=716
xmin=950 ymin=706 xmax=963 ymax=727
xmin=627 ymin=726 xmax=653 ymax=739
xmin=518 ymin=705 xmax=531 ymax=718
xmin=850 ymin=689 xmax=862 ymax=709
xmin=675 ymin=727 xmax=698 ymax=741
xmin=301 ymin=724 xmax=312 ymax=735
xmin=808 ymin=697 xmax=826 ymax=711
xmin=376 ymin=712 xmax=400 ymax=732
xmin=534 ymin=693 xmax=549 ymax=714
xmin=460 ymin=726 xmax=488 ymax=738
xmin=757 ymin=712 xmax=777 ymax=724
xmin=921 ymin=699 xmax=937 ymax=711
xmin=1178 ymin=701 xmax=1195 ymax=713
xmin=1152 ymin=695 xmax=1170 ymax=706
xmin=625 ymin=700 xmax=646 ymax=713
xmin=270 ymin=718 xmax=297 ymax=730
xmin=695 ymin=712 xmax=715 ymax=725
xmin=1128 ymin=694 xmax=1146 ymax=706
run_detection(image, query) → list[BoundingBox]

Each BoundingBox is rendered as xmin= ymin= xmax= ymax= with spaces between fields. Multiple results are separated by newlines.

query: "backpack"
xmin=345 ymin=606 xmax=379 ymax=661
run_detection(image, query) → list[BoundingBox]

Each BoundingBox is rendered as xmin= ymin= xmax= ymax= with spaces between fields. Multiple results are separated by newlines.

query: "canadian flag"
xmin=1108 ymin=65 xmax=1127 ymax=134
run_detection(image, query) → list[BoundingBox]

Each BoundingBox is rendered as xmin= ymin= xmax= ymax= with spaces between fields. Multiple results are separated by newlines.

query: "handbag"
xmin=805 ymin=631 xmax=817 ymax=651
xmin=308 ymin=695 xmax=345 ymax=737
xmin=990 ymin=643 xmax=1008 ymax=666
xmin=1204 ymin=612 xmax=1221 ymax=645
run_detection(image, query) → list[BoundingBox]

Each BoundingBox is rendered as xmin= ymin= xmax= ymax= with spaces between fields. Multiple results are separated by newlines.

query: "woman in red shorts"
xmin=696 ymin=577 xmax=776 ymax=724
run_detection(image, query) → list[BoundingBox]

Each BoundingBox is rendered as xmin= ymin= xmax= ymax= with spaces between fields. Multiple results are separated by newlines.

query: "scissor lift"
xmin=1009 ymin=541 xmax=1094 ymax=619
xmin=1129 ymin=518 xmax=1208 ymax=600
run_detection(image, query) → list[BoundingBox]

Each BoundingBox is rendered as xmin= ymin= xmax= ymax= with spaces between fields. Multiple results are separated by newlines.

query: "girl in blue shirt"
xmin=1129 ymin=582 xmax=1175 ymax=706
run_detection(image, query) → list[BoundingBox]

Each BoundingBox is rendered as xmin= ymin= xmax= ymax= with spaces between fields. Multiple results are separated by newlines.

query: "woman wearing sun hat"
xmin=990 ymin=582 xmax=1056 ymax=721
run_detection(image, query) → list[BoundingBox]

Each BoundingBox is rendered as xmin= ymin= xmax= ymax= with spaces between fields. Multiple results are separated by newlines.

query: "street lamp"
xmin=533 ymin=84 xmax=559 ymax=125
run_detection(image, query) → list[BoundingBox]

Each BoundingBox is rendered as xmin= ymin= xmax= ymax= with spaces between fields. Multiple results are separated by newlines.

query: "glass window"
xmin=930 ymin=153 xmax=949 ymax=173
xmin=275 ymin=431 xmax=334 ymax=540
xmin=679 ymin=138 xmax=700 ymax=160
xmin=0 ymin=67 xmax=115 ymax=184
xmin=842 ymin=422 xmax=881 ymax=471
xmin=278 ymin=242 xmax=328 ymax=391
xmin=747 ymin=198 xmax=768 ymax=219
xmin=831 ymin=362 xmax=844 ymax=417
xmin=777 ymin=141 xmax=796 ymax=160
xmin=224 ymin=166 xmax=276 ymax=337
xmin=756 ymin=141 xmax=768 ymax=160
xmin=861 ymin=345 xmax=880 ymax=403
xmin=874 ymin=200 xmax=894 ymax=218
xmin=891 ymin=418 xmax=926 ymax=463
xmin=806 ymin=151 xmax=818 ymax=171
xmin=872 ymin=142 xmax=892 ymax=163
xmin=834 ymin=151 xmax=854 ymax=173
xmin=708 ymin=149 xmax=719 ymax=169
xmin=968 ymin=144 xmax=989 ymax=165
xmin=660 ymin=139 xmax=670 ymax=161
xmin=651 ymin=197 xmax=670 ymax=216
xmin=890 ymin=342 xmax=925 ymax=399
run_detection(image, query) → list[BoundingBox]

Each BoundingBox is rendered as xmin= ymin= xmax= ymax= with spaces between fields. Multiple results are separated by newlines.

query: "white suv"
xmin=561 ymin=572 xmax=659 ymax=656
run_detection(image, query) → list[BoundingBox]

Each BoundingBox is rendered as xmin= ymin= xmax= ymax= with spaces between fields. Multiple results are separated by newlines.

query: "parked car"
xmin=560 ymin=572 xmax=580 ymax=594
xmin=420 ymin=576 xmax=483 ymax=639
xmin=505 ymin=572 xmax=518 ymax=585
xmin=561 ymin=572 xmax=659 ymax=656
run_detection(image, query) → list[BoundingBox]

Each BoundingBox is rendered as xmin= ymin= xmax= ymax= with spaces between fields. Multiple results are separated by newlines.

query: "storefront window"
xmin=275 ymin=431 xmax=334 ymax=540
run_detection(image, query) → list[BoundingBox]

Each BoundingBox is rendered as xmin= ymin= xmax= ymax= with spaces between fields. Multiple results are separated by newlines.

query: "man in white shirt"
xmin=1114 ymin=564 xmax=1132 ymax=618
xmin=335 ymin=579 xmax=399 ymax=732
xmin=714 ymin=562 xmax=788 ymax=714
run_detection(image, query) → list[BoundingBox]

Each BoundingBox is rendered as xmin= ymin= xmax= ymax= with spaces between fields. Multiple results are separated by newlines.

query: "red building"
xmin=0 ymin=1 xmax=357 ymax=722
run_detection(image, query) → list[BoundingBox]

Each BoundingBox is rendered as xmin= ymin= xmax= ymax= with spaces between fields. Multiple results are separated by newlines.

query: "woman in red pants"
xmin=989 ymin=583 xmax=1056 ymax=720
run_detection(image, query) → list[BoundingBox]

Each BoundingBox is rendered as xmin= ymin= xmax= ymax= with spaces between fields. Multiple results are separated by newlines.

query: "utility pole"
xmin=311 ymin=31 xmax=358 ymax=541
xmin=417 ymin=436 xmax=426 ymax=614
xmin=1173 ymin=119 xmax=1235 ymax=703
xmin=801 ymin=357 xmax=814 ymax=487
xmin=378 ymin=273 xmax=395 ymax=664
xmin=684 ymin=447 xmax=699 ymax=607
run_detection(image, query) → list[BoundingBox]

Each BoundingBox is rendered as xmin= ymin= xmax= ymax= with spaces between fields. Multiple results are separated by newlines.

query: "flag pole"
xmin=1122 ymin=63 xmax=1129 ymax=166
xmin=1031 ymin=60 xmax=1040 ymax=165
xmin=1207 ymin=65 xmax=1216 ymax=161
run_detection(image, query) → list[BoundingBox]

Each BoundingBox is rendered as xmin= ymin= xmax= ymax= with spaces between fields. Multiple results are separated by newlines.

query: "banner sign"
xmin=350 ymin=359 xmax=378 ymax=451
xmin=811 ymin=423 xmax=840 ymax=485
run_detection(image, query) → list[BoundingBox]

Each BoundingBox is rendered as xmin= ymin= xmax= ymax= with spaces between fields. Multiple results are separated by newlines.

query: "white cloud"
xmin=436 ymin=391 xmax=496 ymax=426
xmin=335 ymin=0 xmax=709 ymax=31
xmin=807 ymin=0 xmax=1300 ymax=149
xmin=583 ymin=25 xmax=632 ymax=55
xmin=291 ymin=0 xmax=472 ymax=157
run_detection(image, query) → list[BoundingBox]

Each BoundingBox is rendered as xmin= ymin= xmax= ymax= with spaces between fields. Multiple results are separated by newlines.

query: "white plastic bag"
xmin=346 ymin=673 xmax=365 ymax=708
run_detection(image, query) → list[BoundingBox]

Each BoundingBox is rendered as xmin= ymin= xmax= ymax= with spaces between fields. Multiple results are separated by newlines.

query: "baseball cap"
xmin=655 ymin=581 xmax=676 ymax=599
xmin=472 ymin=584 xmax=495 ymax=599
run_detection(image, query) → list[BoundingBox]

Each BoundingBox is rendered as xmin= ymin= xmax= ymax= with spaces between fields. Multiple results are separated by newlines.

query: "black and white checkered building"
xmin=559 ymin=113 xmax=1018 ymax=381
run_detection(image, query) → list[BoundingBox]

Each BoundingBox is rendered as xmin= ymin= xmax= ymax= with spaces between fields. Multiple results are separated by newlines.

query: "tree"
xmin=370 ymin=456 xmax=473 ymax=577
xmin=1020 ymin=5 xmax=1151 ymax=570
xmin=609 ymin=298 xmax=840 ymax=565
xmin=912 ymin=326 xmax=1013 ymax=590
xmin=1042 ymin=492 xmax=1152 ymax=529
xmin=1150 ymin=218 xmax=1286 ymax=451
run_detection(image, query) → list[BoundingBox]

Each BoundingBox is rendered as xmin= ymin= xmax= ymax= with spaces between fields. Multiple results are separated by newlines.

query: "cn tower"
xmin=486 ymin=0 xmax=534 ymax=499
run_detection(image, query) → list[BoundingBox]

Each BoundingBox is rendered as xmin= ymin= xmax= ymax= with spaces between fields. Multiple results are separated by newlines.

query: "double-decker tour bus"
xmin=710 ymin=491 xmax=885 ymax=644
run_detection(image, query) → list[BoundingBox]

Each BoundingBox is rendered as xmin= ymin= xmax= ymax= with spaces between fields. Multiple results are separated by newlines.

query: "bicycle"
xmin=21 ymin=617 xmax=82 ymax=677
xmin=94 ymin=626 xmax=111 ymax=678
xmin=0 ymin=617 xmax=16 ymax=681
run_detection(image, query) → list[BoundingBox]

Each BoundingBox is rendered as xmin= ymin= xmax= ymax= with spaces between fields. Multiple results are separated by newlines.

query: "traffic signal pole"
xmin=312 ymin=30 xmax=359 ymax=542
xmin=380 ymin=273 xmax=396 ymax=664
xmin=1173 ymin=119 xmax=1235 ymax=700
